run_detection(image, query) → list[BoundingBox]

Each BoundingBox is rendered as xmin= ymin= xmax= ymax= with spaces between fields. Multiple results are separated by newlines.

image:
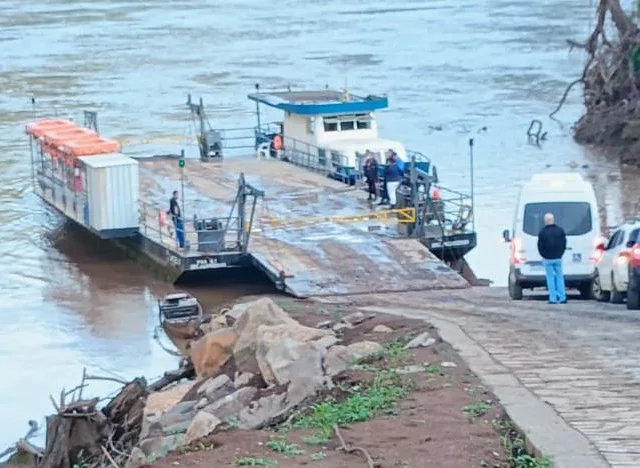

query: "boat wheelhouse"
xmin=248 ymin=88 xmax=429 ymax=183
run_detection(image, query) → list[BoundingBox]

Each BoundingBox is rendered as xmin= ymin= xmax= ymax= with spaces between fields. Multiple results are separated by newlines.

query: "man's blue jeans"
xmin=543 ymin=258 xmax=566 ymax=303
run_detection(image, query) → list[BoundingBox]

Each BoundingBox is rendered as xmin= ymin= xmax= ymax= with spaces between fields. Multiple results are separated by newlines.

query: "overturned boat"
xmin=158 ymin=292 xmax=203 ymax=345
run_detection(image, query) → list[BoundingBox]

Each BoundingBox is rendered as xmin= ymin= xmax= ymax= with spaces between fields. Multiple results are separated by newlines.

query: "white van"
xmin=502 ymin=172 xmax=600 ymax=300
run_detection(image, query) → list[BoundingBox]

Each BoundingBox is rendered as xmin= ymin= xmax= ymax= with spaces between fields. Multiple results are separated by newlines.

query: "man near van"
xmin=537 ymin=213 xmax=567 ymax=304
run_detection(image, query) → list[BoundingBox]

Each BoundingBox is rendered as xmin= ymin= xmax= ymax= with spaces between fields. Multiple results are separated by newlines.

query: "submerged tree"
xmin=555 ymin=0 xmax=640 ymax=162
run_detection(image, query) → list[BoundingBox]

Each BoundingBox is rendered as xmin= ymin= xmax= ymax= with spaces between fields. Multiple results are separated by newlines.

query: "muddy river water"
xmin=1 ymin=0 xmax=640 ymax=450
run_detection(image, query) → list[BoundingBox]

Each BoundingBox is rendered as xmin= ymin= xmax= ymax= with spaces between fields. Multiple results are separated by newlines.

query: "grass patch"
xmin=302 ymin=433 xmax=330 ymax=446
xmin=291 ymin=369 xmax=409 ymax=438
xmin=493 ymin=418 xmax=552 ymax=468
xmin=233 ymin=456 xmax=278 ymax=466
xmin=425 ymin=364 xmax=441 ymax=375
xmin=310 ymin=451 xmax=327 ymax=461
xmin=265 ymin=438 xmax=304 ymax=456
xmin=462 ymin=401 xmax=491 ymax=419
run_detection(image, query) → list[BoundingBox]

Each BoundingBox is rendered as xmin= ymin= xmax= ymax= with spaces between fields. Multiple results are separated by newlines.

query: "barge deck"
xmin=137 ymin=156 xmax=469 ymax=297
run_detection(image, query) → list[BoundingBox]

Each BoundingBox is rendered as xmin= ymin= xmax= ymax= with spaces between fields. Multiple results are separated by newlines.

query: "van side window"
xmin=523 ymin=202 xmax=592 ymax=236
xmin=629 ymin=228 xmax=640 ymax=245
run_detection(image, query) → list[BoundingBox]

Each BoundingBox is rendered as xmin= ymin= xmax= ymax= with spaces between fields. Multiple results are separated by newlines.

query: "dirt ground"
xmin=148 ymin=296 xmax=513 ymax=468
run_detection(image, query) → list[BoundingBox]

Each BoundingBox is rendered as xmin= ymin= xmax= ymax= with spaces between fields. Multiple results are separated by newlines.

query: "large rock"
xmin=232 ymin=298 xmax=299 ymax=374
xmin=140 ymin=381 xmax=194 ymax=439
xmin=238 ymin=347 xmax=326 ymax=429
xmin=224 ymin=301 xmax=253 ymax=326
xmin=197 ymin=374 xmax=235 ymax=403
xmin=404 ymin=331 xmax=435 ymax=349
xmin=323 ymin=341 xmax=384 ymax=377
xmin=190 ymin=328 xmax=237 ymax=378
xmin=256 ymin=323 xmax=333 ymax=385
xmin=157 ymin=400 xmax=197 ymax=431
xmin=139 ymin=434 xmax=185 ymax=460
xmin=202 ymin=386 xmax=257 ymax=422
xmin=185 ymin=411 xmax=222 ymax=444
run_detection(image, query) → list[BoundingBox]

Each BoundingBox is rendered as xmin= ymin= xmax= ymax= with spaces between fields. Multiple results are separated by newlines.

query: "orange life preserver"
xmin=432 ymin=187 xmax=441 ymax=200
xmin=272 ymin=134 xmax=283 ymax=151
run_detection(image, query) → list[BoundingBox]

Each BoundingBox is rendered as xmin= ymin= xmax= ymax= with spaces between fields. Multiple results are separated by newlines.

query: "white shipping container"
xmin=78 ymin=153 xmax=139 ymax=236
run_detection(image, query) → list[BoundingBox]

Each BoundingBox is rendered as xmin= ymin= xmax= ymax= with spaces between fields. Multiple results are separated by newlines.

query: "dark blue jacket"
xmin=537 ymin=224 xmax=567 ymax=260
xmin=384 ymin=161 xmax=403 ymax=182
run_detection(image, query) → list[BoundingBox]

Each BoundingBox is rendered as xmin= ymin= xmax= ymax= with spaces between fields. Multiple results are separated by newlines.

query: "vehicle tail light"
xmin=590 ymin=239 xmax=606 ymax=263
xmin=511 ymin=237 xmax=526 ymax=264
xmin=631 ymin=243 xmax=640 ymax=268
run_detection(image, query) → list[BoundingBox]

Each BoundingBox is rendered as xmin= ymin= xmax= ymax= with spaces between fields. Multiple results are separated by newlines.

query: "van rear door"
xmin=522 ymin=201 xmax=595 ymax=275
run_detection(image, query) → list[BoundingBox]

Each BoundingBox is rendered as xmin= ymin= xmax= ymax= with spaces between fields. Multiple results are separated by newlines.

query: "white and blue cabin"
xmin=247 ymin=88 xmax=429 ymax=184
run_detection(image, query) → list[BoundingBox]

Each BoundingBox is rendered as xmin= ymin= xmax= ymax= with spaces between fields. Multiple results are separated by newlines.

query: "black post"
xmin=180 ymin=149 xmax=186 ymax=219
xmin=238 ymin=173 xmax=246 ymax=248
xmin=255 ymin=83 xmax=261 ymax=136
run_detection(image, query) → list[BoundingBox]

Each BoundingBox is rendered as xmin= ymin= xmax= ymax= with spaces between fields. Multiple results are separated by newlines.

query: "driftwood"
xmin=554 ymin=0 xmax=640 ymax=164
xmin=5 ymin=361 xmax=194 ymax=468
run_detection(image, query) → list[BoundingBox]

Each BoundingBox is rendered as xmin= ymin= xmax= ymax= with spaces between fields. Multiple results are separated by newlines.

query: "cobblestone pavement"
xmin=326 ymin=288 xmax=640 ymax=467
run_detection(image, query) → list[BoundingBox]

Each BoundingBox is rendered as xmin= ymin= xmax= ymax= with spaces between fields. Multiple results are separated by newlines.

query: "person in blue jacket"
xmin=379 ymin=150 xmax=404 ymax=208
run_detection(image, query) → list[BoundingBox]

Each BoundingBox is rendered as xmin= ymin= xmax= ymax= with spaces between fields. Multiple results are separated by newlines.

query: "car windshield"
xmin=523 ymin=202 xmax=592 ymax=236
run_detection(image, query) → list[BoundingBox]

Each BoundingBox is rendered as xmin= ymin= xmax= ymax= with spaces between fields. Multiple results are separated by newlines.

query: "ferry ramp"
xmin=137 ymin=156 xmax=469 ymax=297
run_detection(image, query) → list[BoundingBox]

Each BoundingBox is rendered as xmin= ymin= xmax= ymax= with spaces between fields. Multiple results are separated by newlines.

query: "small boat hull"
xmin=158 ymin=292 xmax=204 ymax=352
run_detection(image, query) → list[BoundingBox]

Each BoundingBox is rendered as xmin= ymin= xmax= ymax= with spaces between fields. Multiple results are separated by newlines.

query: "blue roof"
xmin=247 ymin=89 xmax=389 ymax=116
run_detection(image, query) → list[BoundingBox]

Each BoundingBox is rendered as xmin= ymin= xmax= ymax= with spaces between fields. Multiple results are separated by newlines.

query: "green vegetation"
xmin=265 ymin=438 xmax=304 ymax=456
xmin=292 ymin=369 xmax=409 ymax=438
xmin=233 ymin=456 xmax=278 ymax=466
xmin=302 ymin=433 xmax=330 ymax=446
xmin=493 ymin=418 xmax=552 ymax=468
xmin=462 ymin=401 xmax=491 ymax=419
xmin=310 ymin=451 xmax=327 ymax=461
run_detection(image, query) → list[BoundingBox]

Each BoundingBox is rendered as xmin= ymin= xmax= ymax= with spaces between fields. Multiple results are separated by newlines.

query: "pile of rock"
xmin=129 ymin=298 xmax=383 ymax=466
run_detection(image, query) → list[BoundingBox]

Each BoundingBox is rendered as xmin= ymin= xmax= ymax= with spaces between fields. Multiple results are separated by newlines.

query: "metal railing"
xmin=138 ymin=200 xmax=249 ymax=257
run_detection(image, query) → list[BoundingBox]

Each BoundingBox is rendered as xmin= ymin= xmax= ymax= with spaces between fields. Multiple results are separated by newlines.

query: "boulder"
xmin=224 ymin=302 xmax=253 ymax=326
xmin=197 ymin=374 xmax=235 ymax=403
xmin=185 ymin=411 xmax=222 ymax=444
xmin=404 ymin=332 xmax=435 ymax=349
xmin=372 ymin=324 xmax=393 ymax=333
xmin=323 ymin=345 xmax=351 ymax=376
xmin=232 ymin=298 xmax=299 ymax=374
xmin=234 ymin=372 xmax=258 ymax=388
xmin=238 ymin=347 xmax=326 ymax=429
xmin=140 ymin=381 xmax=194 ymax=439
xmin=346 ymin=341 xmax=383 ymax=359
xmin=342 ymin=311 xmax=367 ymax=325
xmin=199 ymin=318 xmax=225 ymax=335
xmin=157 ymin=400 xmax=197 ymax=430
xmin=313 ymin=335 xmax=339 ymax=350
xmin=202 ymin=386 xmax=258 ymax=422
xmin=190 ymin=328 xmax=237 ymax=378
xmin=139 ymin=434 xmax=185 ymax=460
xmin=323 ymin=341 xmax=384 ymax=377
xmin=256 ymin=323 xmax=333 ymax=385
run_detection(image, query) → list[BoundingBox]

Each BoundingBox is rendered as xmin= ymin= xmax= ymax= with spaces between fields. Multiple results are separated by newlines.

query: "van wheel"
xmin=508 ymin=275 xmax=523 ymax=300
xmin=611 ymin=274 xmax=625 ymax=304
xmin=591 ymin=271 xmax=610 ymax=302
xmin=627 ymin=289 xmax=640 ymax=310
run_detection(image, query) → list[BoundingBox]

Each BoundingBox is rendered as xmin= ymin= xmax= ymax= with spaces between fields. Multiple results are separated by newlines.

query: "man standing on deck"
xmin=363 ymin=150 xmax=379 ymax=201
xmin=537 ymin=212 xmax=567 ymax=304
xmin=168 ymin=191 xmax=185 ymax=249
xmin=382 ymin=150 xmax=403 ymax=209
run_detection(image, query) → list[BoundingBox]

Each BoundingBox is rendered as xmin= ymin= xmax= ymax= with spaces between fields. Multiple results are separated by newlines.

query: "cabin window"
xmin=356 ymin=119 xmax=371 ymax=129
xmin=330 ymin=150 xmax=343 ymax=165
xmin=323 ymin=119 xmax=338 ymax=132
xmin=340 ymin=120 xmax=355 ymax=131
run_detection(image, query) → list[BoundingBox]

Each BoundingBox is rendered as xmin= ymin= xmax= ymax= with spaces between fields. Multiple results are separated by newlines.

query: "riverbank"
xmin=1 ymin=294 xmax=551 ymax=468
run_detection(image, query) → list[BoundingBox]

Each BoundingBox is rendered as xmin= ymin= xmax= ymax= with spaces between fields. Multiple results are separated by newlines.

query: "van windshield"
xmin=523 ymin=202 xmax=592 ymax=236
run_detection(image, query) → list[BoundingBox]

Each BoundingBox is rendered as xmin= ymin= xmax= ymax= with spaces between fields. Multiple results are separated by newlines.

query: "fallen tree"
xmin=555 ymin=0 xmax=640 ymax=164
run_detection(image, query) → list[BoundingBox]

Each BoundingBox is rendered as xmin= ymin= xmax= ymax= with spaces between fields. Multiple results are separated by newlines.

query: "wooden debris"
xmin=6 ymin=362 xmax=195 ymax=468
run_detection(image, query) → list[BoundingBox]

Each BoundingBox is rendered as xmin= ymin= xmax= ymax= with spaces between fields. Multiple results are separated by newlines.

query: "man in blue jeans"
xmin=537 ymin=213 xmax=567 ymax=304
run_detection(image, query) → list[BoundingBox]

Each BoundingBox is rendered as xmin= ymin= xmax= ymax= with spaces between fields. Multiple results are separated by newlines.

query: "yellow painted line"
xmin=261 ymin=208 xmax=416 ymax=228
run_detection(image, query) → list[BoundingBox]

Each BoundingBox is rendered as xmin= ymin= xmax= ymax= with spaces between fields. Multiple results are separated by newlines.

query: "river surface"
xmin=2 ymin=0 xmax=640 ymax=451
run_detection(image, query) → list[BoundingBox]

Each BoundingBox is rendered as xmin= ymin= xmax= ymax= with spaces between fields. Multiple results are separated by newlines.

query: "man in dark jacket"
xmin=537 ymin=213 xmax=567 ymax=304
xmin=379 ymin=150 xmax=403 ymax=208
xmin=363 ymin=150 xmax=379 ymax=201
xmin=168 ymin=190 xmax=185 ymax=248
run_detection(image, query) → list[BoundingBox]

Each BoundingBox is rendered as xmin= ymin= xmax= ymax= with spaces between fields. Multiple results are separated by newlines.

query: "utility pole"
xmin=179 ymin=149 xmax=185 ymax=219
xmin=469 ymin=138 xmax=475 ymax=232
xmin=255 ymin=83 xmax=261 ymax=138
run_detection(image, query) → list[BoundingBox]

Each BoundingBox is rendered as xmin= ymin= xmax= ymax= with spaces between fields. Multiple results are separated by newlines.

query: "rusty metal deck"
xmin=138 ymin=156 xmax=469 ymax=297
